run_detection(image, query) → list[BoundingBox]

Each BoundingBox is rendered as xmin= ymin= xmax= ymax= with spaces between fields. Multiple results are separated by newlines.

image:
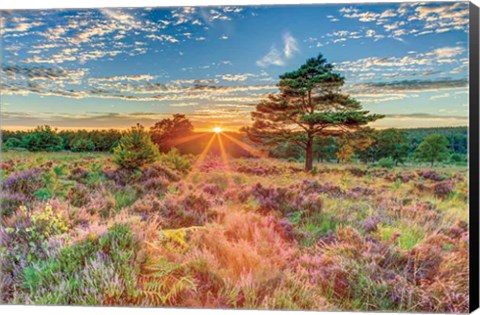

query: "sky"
xmin=0 ymin=2 xmax=471 ymax=131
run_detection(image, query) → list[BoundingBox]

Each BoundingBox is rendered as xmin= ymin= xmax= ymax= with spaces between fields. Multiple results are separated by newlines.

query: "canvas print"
xmin=0 ymin=1 xmax=477 ymax=312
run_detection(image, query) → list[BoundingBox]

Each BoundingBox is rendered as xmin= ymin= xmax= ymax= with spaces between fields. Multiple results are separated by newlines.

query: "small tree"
xmin=245 ymin=54 xmax=383 ymax=171
xmin=113 ymin=124 xmax=160 ymax=170
xmin=414 ymin=134 xmax=450 ymax=166
xmin=150 ymin=114 xmax=194 ymax=152
xmin=336 ymin=143 xmax=355 ymax=163
xmin=359 ymin=129 xmax=409 ymax=165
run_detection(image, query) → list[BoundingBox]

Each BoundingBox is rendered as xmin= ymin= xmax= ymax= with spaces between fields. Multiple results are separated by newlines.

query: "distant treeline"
xmin=0 ymin=125 xmax=253 ymax=157
xmin=0 ymin=125 xmax=468 ymax=164
xmin=1 ymin=126 xmax=122 ymax=152
xmin=269 ymin=126 xmax=468 ymax=164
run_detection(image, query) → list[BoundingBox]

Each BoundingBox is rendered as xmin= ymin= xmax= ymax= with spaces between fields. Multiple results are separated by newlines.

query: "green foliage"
xmin=449 ymin=152 xmax=467 ymax=164
xmin=246 ymin=53 xmax=383 ymax=171
xmin=414 ymin=134 xmax=451 ymax=166
xmin=70 ymin=138 xmax=95 ymax=152
xmin=159 ymin=148 xmax=192 ymax=174
xmin=21 ymin=125 xmax=64 ymax=152
xmin=377 ymin=157 xmax=394 ymax=169
xmin=113 ymin=124 xmax=160 ymax=170
xmin=19 ymin=224 xmax=141 ymax=305
xmin=141 ymin=258 xmax=196 ymax=306
xmin=3 ymin=137 xmax=23 ymax=149
xmin=150 ymin=114 xmax=194 ymax=153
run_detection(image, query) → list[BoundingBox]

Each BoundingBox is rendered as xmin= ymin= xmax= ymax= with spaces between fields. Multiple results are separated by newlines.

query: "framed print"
xmin=1 ymin=0 xmax=479 ymax=313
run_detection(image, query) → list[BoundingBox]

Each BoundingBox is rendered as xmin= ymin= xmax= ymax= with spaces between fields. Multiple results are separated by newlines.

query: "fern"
xmin=139 ymin=258 xmax=197 ymax=306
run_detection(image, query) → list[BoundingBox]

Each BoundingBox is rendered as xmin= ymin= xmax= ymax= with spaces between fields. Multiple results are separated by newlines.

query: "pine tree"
xmin=113 ymin=124 xmax=160 ymax=170
xmin=245 ymin=54 xmax=383 ymax=171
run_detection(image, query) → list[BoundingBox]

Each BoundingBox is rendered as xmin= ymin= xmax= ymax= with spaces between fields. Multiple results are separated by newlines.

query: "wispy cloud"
xmin=256 ymin=32 xmax=300 ymax=67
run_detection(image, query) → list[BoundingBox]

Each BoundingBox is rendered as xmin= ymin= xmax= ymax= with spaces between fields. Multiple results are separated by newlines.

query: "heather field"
xmin=0 ymin=150 xmax=469 ymax=312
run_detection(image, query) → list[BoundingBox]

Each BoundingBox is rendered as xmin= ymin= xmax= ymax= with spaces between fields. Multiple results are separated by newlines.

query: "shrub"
xmin=378 ymin=157 xmax=394 ymax=169
xmin=21 ymin=125 xmax=63 ymax=152
xmin=113 ymin=124 xmax=160 ymax=170
xmin=141 ymin=163 xmax=181 ymax=183
xmin=159 ymin=148 xmax=192 ymax=174
xmin=160 ymin=193 xmax=216 ymax=228
xmin=417 ymin=170 xmax=444 ymax=182
xmin=3 ymin=138 xmax=23 ymax=150
xmin=0 ymin=192 xmax=27 ymax=217
xmin=433 ymin=181 xmax=454 ymax=199
xmin=67 ymin=184 xmax=90 ymax=207
xmin=70 ymin=138 xmax=95 ymax=152
xmin=3 ymin=169 xmax=44 ymax=196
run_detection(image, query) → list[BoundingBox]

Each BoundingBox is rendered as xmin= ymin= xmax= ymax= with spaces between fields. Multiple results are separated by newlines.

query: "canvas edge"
xmin=469 ymin=1 xmax=480 ymax=313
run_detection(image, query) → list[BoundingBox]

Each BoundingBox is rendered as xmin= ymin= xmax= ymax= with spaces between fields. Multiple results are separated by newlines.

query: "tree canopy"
xmin=414 ymin=134 xmax=451 ymax=166
xmin=245 ymin=53 xmax=383 ymax=171
xmin=150 ymin=114 xmax=194 ymax=153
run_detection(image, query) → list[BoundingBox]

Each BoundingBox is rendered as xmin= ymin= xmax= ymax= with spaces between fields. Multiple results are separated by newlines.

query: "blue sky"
xmin=0 ymin=2 xmax=470 ymax=130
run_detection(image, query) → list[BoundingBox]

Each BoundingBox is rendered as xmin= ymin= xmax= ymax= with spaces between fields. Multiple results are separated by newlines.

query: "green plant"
xmin=70 ymin=138 xmax=95 ymax=152
xmin=3 ymin=138 xmax=23 ymax=150
xmin=22 ymin=125 xmax=64 ymax=152
xmin=414 ymin=135 xmax=450 ymax=166
xmin=378 ymin=157 xmax=394 ymax=169
xmin=113 ymin=124 xmax=160 ymax=170
xmin=140 ymin=258 xmax=196 ymax=306
xmin=159 ymin=148 xmax=192 ymax=174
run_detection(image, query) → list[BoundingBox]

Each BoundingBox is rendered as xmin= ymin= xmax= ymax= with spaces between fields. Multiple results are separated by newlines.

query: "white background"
xmin=1 ymin=0 xmax=479 ymax=314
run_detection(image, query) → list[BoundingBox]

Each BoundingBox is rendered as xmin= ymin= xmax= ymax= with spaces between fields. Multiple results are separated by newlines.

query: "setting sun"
xmin=213 ymin=127 xmax=223 ymax=134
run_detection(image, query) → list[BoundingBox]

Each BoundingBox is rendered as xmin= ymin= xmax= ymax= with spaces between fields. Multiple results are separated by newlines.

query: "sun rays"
xmin=181 ymin=130 xmax=263 ymax=184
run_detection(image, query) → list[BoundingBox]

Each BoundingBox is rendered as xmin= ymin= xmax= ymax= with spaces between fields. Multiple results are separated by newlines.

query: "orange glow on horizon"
xmin=222 ymin=132 xmax=268 ymax=159
xmin=212 ymin=127 xmax=223 ymax=134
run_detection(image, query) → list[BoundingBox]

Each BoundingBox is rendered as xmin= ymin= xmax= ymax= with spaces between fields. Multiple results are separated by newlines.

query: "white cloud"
xmin=427 ymin=46 xmax=464 ymax=58
xmin=256 ymin=32 xmax=299 ymax=68
xmin=217 ymin=73 xmax=254 ymax=82
xmin=256 ymin=47 xmax=285 ymax=67
xmin=145 ymin=34 xmax=179 ymax=43
xmin=430 ymin=93 xmax=450 ymax=100
xmin=283 ymin=33 xmax=299 ymax=58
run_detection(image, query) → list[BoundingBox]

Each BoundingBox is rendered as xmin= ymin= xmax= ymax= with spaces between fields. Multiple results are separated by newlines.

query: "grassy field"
xmin=0 ymin=151 xmax=469 ymax=311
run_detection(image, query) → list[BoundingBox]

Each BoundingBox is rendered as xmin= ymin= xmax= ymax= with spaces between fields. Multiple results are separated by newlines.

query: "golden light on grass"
xmin=216 ymin=133 xmax=234 ymax=185
xmin=213 ymin=127 xmax=223 ymax=134
xmin=185 ymin=133 xmax=216 ymax=183
xmin=222 ymin=133 xmax=268 ymax=158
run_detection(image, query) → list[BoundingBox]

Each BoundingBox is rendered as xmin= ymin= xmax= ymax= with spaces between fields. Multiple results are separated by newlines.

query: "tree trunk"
xmin=305 ymin=138 xmax=313 ymax=172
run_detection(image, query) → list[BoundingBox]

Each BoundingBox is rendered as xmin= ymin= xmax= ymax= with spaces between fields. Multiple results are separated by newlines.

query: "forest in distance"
xmin=0 ymin=124 xmax=469 ymax=167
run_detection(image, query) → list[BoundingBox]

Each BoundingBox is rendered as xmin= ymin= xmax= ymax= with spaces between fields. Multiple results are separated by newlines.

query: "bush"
xmin=159 ymin=148 xmax=192 ymax=174
xmin=3 ymin=138 xmax=23 ymax=150
xmin=377 ymin=157 xmax=394 ymax=169
xmin=449 ymin=153 xmax=466 ymax=164
xmin=433 ymin=181 xmax=454 ymax=199
xmin=21 ymin=126 xmax=63 ymax=151
xmin=70 ymin=138 xmax=95 ymax=152
xmin=113 ymin=124 xmax=160 ymax=170
xmin=3 ymin=169 xmax=44 ymax=196
xmin=1 ymin=192 xmax=26 ymax=217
